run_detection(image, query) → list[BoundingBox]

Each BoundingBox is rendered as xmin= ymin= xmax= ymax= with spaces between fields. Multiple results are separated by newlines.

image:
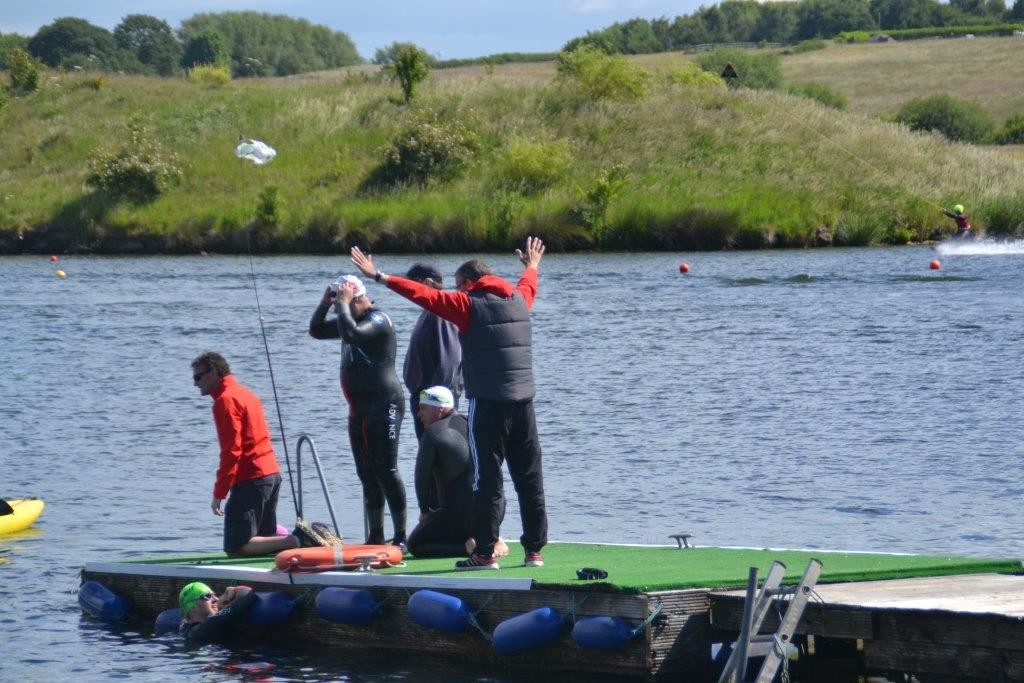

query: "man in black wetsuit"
xmin=178 ymin=581 xmax=256 ymax=644
xmin=310 ymin=275 xmax=407 ymax=547
xmin=407 ymin=386 xmax=509 ymax=558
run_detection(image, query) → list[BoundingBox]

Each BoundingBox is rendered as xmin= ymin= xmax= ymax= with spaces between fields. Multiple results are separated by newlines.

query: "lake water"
xmin=3 ymin=243 xmax=1023 ymax=679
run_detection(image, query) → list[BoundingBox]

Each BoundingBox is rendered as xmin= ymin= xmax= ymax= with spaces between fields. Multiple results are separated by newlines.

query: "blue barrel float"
xmin=78 ymin=581 xmax=128 ymax=621
xmin=316 ymin=587 xmax=380 ymax=625
xmin=492 ymin=606 xmax=565 ymax=656
xmin=407 ymin=590 xmax=472 ymax=633
xmin=571 ymin=615 xmax=636 ymax=651
xmin=154 ymin=607 xmax=181 ymax=635
xmin=247 ymin=591 xmax=295 ymax=626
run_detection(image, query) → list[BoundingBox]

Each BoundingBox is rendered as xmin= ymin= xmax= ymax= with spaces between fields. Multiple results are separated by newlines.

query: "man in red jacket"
xmin=192 ymin=352 xmax=325 ymax=556
xmin=350 ymin=238 xmax=548 ymax=570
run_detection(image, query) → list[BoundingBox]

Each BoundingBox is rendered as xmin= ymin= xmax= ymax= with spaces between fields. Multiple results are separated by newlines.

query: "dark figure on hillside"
xmin=350 ymin=238 xmax=548 ymax=571
xmin=402 ymin=262 xmax=462 ymax=441
xmin=942 ymin=204 xmax=973 ymax=239
xmin=309 ymin=275 xmax=407 ymax=547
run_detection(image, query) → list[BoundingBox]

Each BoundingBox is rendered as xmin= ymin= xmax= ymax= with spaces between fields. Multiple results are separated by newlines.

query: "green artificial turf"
xmin=129 ymin=543 xmax=1023 ymax=594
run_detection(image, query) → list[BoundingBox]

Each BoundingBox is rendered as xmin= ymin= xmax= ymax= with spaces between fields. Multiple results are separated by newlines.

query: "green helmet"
xmin=179 ymin=581 xmax=213 ymax=613
xmin=953 ymin=204 xmax=964 ymax=215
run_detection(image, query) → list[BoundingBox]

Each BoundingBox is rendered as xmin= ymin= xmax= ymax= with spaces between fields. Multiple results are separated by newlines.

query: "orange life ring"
xmin=274 ymin=544 xmax=404 ymax=572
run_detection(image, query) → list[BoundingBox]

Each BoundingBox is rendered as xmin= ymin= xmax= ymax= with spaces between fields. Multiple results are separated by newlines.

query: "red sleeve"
xmin=387 ymin=275 xmax=472 ymax=333
xmin=516 ymin=268 xmax=539 ymax=309
xmin=212 ymin=397 xmax=242 ymax=499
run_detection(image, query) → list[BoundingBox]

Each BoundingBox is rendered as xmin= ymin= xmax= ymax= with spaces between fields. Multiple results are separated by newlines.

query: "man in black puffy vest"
xmin=350 ymin=238 xmax=548 ymax=570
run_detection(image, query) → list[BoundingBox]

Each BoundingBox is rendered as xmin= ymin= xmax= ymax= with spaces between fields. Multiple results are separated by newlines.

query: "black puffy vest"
xmin=460 ymin=290 xmax=535 ymax=401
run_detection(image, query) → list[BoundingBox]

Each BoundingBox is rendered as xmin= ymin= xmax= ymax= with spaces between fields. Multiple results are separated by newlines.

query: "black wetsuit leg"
xmin=350 ymin=401 xmax=407 ymax=543
xmin=349 ymin=416 xmax=386 ymax=542
xmin=407 ymin=506 xmax=472 ymax=557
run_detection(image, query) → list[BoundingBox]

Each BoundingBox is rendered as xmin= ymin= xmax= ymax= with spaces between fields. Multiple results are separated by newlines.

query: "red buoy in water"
xmin=929 ymin=259 xmax=941 ymax=270
xmin=49 ymin=255 xmax=58 ymax=263
xmin=678 ymin=262 xmax=690 ymax=274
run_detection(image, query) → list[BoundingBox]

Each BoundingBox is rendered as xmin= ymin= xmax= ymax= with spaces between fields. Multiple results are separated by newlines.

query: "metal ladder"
xmin=294 ymin=433 xmax=344 ymax=537
xmin=718 ymin=558 xmax=822 ymax=683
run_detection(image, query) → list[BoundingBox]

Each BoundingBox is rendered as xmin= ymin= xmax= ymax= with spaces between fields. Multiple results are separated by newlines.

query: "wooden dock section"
xmin=79 ymin=544 xmax=1024 ymax=680
xmin=710 ymin=573 xmax=1024 ymax=680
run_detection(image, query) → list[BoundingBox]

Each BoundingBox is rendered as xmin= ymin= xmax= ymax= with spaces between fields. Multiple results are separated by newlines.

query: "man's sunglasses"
xmin=192 ymin=368 xmax=211 ymax=381
xmin=576 ymin=567 xmax=608 ymax=581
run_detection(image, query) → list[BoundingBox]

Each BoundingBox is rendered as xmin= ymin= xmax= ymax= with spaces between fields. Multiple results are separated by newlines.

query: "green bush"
xmin=786 ymin=81 xmax=847 ymax=110
xmin=187 ymin=63 xmax=231 ymax=87
xmin=980 ymin=195 xmax=1024 ymax=237
xmin=556 ymin=45 xmax=653 ymax=101
xmin=994 ymin=113 xmax=1024 ymax=144
xmin=665 ymin=61 xmax=725 ymax=89
xmin=8 ymin=48 xmax=41 ymax=93
xmin=255 ymin=185 xmax=283 ymax=227
xmin=367 ymin=110 xmax=479 ymax=188
xmin=894 ymin=94 xmax=995 ymax=143
xmin=86 ymin=119 xmax=183 ymax=202
xmin=788 ymin=39 xmax=828 ymax=54
xmin=696 ymin=49 xmax=782 ymax=90
xmin=837 ymin=31 xmax=872 ymax=43
xmin=386 ymin=45 xmax=430 ymax=103
xmin=574 ymin=164 xmax=627 ymax=241
xmin=493 ymin=137 xmax=571 ymax=194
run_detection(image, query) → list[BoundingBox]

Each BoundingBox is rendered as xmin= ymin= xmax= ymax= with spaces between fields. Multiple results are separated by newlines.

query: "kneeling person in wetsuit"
xmin=178 ymin=581 xmax=256 ymax=644
xmin=408 ymin=386 xmax=507 ymax=558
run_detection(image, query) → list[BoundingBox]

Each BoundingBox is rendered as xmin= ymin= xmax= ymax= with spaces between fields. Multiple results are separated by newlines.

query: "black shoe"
xmin=311 ymin=522 xmax=344 ymax=548
xmin=387 ymin=536 xmax=408 ymax=553
xmin=293 ymin=520 xmax=325 ymax=548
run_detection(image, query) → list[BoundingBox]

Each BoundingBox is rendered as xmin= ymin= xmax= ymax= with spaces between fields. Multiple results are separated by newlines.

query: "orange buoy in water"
xmin=49 ymin=255 xmax=58 ymax=263
xmin=929 ymin=259 xmax=941 ymax=270
xmin=678 ymin=262 xmax=690 ymax=274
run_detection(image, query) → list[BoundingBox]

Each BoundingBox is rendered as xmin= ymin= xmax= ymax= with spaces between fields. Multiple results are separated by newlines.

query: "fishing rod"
xmin=236 ymin=138 xmax=300 ymax=516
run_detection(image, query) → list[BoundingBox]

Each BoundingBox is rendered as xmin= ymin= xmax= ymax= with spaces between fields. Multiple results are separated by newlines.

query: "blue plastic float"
xmin=571 ymin=615 xmax=636 ymax=650
xmin=316 ymin=587 xmax=380 ymax=625
xmin=492 ymin=606 xmax=565 ymax=655
xmin=407 ymin=590 xmax=472 ymax=633
xmin=154 ymin=607 xmax=181 ymax=635
xmin=78 ymin=580 xmax=128 ymax=621
xmin=246 ymin=590 xmax=295 ymax=626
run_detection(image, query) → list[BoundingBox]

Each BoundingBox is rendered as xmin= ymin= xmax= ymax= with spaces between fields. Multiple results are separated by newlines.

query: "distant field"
xmin=780 ymin=36 xmax=1024 ymax=122
xmin=3 ymin=38 xmax=1024 ymax=254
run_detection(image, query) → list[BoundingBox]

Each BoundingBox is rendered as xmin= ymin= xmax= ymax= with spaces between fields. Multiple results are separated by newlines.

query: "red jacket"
xmin=386 ymin=270 xmax=539 ymax=333
xmin=211 ymin=375 xmax=280 ymax=500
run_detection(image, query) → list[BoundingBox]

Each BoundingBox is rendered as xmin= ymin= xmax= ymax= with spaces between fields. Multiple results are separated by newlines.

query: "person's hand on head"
xmin=350 ymin=247 xmax=376 ymax=279
xmin=337 ymin=281 xmax=357 ymax=304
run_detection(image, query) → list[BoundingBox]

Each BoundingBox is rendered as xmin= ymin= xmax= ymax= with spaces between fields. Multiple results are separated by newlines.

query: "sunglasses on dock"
xmin=576 ymin=567 xmax=608 ymax=581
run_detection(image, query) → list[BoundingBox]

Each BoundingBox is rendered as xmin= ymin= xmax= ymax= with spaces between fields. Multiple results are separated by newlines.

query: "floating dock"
xmin=80 ymin=542 xmax=1023 ymax=680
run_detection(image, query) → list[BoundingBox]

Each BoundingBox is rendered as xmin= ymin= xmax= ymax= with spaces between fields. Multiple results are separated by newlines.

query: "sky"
xmin=0 ymin=1 xmax=710 ymax=60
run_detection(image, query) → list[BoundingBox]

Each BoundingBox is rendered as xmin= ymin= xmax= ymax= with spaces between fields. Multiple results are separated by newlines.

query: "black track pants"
xmin=467 ymin=397 xmax=547 ymax=557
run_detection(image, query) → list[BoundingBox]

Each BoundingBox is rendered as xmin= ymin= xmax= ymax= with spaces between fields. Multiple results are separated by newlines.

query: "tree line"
xmin=564 ymin=0 xmax=1024 ymax=55
xmin=0 ymin=11 xmax=361 ymax=76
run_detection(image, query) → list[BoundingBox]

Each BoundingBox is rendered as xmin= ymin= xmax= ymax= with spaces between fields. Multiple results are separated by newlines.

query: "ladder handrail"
xmin=294 ymin=432 xmax=343 ymax=537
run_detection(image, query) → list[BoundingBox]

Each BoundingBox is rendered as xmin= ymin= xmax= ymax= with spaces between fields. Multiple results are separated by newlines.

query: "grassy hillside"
xmin=780 ymin=36 xmax=1024 ymax=122
xmin=1 ymin=46 xmax=1023 ymax=254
